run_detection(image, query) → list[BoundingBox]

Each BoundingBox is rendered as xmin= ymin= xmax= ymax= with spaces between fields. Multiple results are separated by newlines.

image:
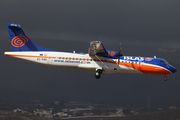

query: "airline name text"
xmin=124 ymin=56 xmax=144 ymax=61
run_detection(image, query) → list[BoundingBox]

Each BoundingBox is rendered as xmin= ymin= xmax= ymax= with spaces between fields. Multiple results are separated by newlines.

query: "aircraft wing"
xmin=88 ymin=41 xmax=106 ymax=56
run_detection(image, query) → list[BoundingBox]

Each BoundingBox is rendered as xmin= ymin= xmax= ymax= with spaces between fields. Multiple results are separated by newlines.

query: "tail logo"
xmin=145 ymin=58 xmax=153 ymax=61
xmin=11 ymin=35 xmax=29 ymax=47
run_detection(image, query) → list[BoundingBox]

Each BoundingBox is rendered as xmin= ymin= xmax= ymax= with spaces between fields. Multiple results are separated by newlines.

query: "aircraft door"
xmin=138 ymin=61 xmax=140 ymax=67
xmin=47 ymin=57 xmax=52 ymax=64
xmin=138 ymin=61 xmax=142 ymax=68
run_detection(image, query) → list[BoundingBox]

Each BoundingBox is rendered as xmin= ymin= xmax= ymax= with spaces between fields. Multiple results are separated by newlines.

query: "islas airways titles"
xmin=4 ymin=23 xmax=177 ymax=81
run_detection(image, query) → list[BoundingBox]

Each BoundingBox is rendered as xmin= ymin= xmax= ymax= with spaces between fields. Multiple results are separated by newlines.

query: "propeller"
xmin=117 ymin=42 xmax=123 ymax=64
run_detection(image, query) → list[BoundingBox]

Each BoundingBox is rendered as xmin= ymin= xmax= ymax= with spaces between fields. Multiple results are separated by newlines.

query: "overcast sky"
xmin=0 ymin=0 xmax=180 ymax=107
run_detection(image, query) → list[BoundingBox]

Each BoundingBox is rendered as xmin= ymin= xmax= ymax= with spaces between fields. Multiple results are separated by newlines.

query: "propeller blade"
xmin=118 ymin=42 xmax=122 ymax=56
xmin=117 ymin=42 xmax=122 ymax=64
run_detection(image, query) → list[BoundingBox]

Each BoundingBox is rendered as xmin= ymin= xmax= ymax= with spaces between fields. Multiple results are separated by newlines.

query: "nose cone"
xmin=169 ymin=65 xmax=177 ymax=73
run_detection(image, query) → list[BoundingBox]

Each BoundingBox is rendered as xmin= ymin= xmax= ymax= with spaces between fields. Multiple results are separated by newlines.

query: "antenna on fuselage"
xmin=154 ymin=56 xmax=156 ymax=58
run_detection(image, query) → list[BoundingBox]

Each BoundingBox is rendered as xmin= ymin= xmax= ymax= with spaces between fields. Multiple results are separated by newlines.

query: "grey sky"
xmin=0 ymin=0 xmax=180 ymax=107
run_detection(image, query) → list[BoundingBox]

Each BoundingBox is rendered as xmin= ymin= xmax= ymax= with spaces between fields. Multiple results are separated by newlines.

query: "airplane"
xmin=4 ymin=23 xmax=177 ymax=81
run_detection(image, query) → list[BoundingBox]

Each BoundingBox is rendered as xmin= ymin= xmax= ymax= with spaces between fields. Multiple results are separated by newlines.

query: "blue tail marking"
xmin=7 ymin=23 xmax=55 ymax=51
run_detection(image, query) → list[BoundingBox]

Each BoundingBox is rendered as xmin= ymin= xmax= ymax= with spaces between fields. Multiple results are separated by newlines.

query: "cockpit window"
xmin=160 ymin=60 xmax=169 ymax=64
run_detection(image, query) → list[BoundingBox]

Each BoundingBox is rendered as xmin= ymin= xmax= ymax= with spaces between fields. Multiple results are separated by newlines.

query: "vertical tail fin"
xmin=7 ymin=23 xmax=54 ymax=51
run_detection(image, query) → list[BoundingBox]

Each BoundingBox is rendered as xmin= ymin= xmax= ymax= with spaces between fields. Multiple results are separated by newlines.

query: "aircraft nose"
xmin=170 ymin=65 xmax=177 ymax=73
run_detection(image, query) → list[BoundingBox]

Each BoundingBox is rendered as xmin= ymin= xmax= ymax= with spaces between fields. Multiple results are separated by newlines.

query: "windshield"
xmin=160 ymin=60 xmax=169 ymax=64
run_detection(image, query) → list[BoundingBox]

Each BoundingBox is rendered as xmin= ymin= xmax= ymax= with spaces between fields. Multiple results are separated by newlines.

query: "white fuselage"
xmin=5 ymin=51 xmax=142 ymax=74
